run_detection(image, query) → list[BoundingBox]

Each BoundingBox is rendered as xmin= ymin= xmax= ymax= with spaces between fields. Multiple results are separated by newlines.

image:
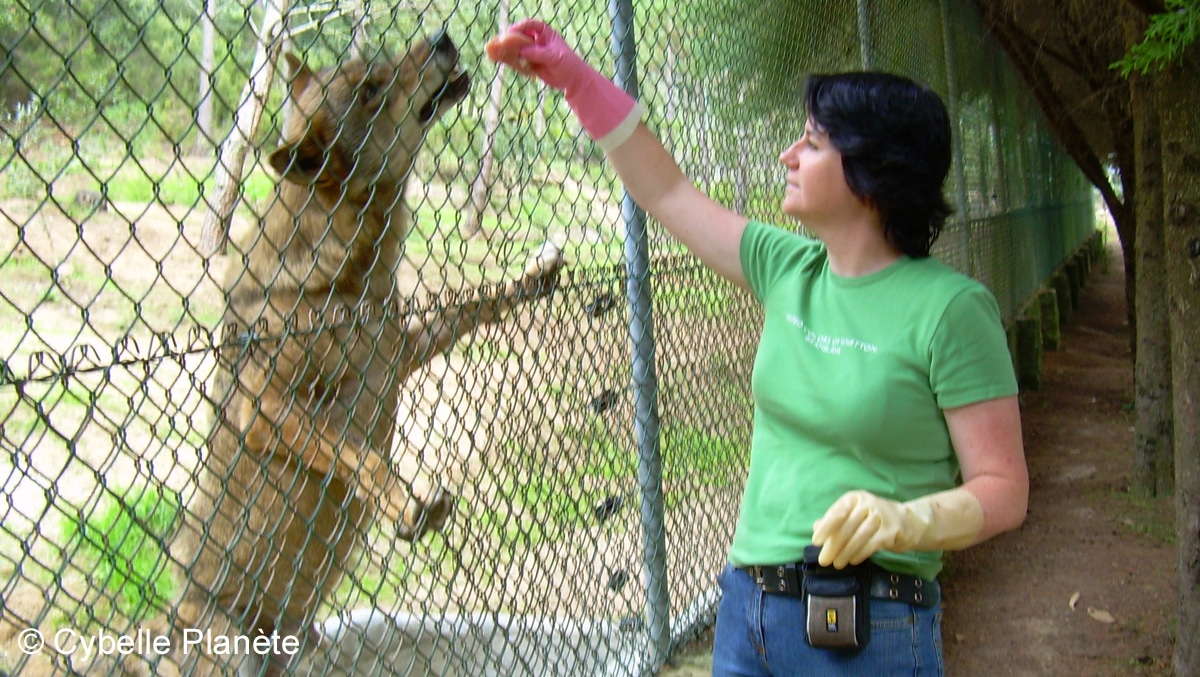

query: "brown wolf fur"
xmin=127 ymin=32 xmax=562 ymax=676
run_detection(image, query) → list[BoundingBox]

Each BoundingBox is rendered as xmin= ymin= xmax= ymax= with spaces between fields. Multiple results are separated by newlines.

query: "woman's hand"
xmin=486 ymin=19 xmax=644 ymax=151
xmin=485 ymin=29 xmax=534 ymax=73
xmin=812 ymin=488 xmax=985 ymax=569
xmin=486 ymin=20 xmax=580 ymax=91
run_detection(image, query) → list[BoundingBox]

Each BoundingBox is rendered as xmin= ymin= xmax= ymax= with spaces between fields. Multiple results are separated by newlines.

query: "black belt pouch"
xmin=801 ymin=545 xmax=871 ymax=650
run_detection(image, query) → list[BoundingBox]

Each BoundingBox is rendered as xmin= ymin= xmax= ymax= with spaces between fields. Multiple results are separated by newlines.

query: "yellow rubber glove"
xmin=811 ymin=488 xmax=984 ymax=570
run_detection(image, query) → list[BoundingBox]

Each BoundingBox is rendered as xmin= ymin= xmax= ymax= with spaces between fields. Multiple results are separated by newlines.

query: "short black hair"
xmin=803 ymin=72 xmax=953 ymax=258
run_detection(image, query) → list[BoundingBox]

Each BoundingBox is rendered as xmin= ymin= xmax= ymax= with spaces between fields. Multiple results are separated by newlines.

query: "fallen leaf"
xmin=1069 ymin=591 xmax=1081 ymax=610
xmin=1087 ymin=607 xmax=1116 ymax=624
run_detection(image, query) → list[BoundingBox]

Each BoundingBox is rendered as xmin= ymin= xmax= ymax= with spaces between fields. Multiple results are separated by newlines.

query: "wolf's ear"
xmin=270 ymin=136 xmax=329 ymax=186
xmin=282 ymin=53 xmax=314 ymax=100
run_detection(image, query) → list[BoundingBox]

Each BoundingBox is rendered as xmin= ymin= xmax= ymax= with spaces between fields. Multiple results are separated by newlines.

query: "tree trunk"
xmin=1157 ymin=50 xmax=1200 ymax=677
xmin=460 ymin=0 xmax=510 ymax=241
xmin=1129 ymin=25 xmax=1174 ymax=497
xmin=191 ymin=0 xmax=217 ymax=157
xmin=349 ymin=0 xmax=369 ymax=60
xmin=198 ymin=0 xmax=292 ymax=256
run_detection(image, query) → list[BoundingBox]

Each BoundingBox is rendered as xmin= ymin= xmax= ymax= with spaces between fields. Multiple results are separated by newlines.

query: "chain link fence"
xmin=1 ymin=0 xmax=1093 ymax=674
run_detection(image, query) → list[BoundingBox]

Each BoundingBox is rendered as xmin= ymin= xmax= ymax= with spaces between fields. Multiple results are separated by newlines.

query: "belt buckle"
xmin=749 ymin=565 xmax=765 ymax=587
xmin=744 ymin=564 xmax=799 ymax=594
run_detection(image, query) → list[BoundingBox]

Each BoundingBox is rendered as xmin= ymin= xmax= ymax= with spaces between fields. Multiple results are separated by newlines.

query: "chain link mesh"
xmin=1 ymin=0 xmax=1093 ymax=675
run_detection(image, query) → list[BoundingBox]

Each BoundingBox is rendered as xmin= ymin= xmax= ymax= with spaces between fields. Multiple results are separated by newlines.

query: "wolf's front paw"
xmin=520 ymin=240 xmax=565 ymax=297
xmin=397 ymin=488 xmax=455 ymax=542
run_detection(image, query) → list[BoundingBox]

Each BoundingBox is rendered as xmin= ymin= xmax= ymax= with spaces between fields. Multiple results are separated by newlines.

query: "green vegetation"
xmin=324 ymin=531 xmax=415 ymax=612
xmin=0 ymin=252 xmax=62 ymax=306
xmin=61 ymin=482 xmax=182 ymax=621
xmin=151 ymin=417 xmax=208 ymax=449
xmin=476 ymin=471 xmax=593 ymax=544
xmin=0 ymin=377 xmax=112 ymax=444
xmin=0 ymin=249 xmax=223 ymax=363
xmin=0 ymin=99 xmax=74 ymax=200
xmin=653 ymin=274 xmax=734 ymax=319
xmin=404 ymin=173 xmax=625 ymax=274
xmin=101 ymin=168 xmax=276 ymax=206
xmin=1111 ymin=488 xmax=1175 ymax=544
xmin=1114 ymin=0 xmax=1200 ymax=76
xmin=478 ymin=415 xmax=748 ymax=544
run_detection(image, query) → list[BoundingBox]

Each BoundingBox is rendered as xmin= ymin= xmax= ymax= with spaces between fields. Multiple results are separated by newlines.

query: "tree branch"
xmin=1122 ymin=0 xmax=1167 ymax=15
xmin=976 ymin=0 xmax=1129 ymax=227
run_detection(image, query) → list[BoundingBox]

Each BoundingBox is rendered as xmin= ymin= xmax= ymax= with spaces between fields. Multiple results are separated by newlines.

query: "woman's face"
xmin=778 ymin=120 xmax=862 ymax=227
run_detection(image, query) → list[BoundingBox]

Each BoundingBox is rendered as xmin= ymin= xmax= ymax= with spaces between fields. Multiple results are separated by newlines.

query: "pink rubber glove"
xmin=486 ymin=19 xmax=646 ymax=151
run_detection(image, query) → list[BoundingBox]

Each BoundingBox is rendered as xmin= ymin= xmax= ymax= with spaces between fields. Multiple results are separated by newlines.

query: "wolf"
xmin=142 ymin=31 xmax=562 ymax=676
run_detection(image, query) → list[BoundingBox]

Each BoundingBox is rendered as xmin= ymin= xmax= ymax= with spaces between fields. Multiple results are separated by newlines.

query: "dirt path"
xmin=941 ymin=240 xmax=1175 ymax=676
xmin=664 ymin=238 xmax=1176 ymax=676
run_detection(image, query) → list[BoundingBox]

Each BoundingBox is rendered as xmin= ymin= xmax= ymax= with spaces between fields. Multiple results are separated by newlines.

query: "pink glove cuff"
xmin=571 ymin=89 xmax=645 ymax=152
xmin=599 ymin=100 xmax=646 ymax=152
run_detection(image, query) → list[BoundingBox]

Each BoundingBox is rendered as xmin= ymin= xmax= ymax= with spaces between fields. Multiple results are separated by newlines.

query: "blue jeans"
xmin=712 ymin=565 xmax=944 ymax=677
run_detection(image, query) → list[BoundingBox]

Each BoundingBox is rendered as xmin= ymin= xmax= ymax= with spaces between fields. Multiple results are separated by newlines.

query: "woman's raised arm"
xmin=487 ymin=20 xmax=750 ymax=289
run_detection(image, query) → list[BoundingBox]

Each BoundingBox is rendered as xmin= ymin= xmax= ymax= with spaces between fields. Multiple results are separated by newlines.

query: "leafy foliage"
xmin=61 ymin=483 xmax=182 ymax=621
xmin=1114 ymin=0 xmax=1200 ymax=76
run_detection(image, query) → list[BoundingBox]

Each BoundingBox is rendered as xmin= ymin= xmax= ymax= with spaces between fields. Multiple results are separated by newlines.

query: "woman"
xmin=488 ymin=20 xmax=1028 ymax=676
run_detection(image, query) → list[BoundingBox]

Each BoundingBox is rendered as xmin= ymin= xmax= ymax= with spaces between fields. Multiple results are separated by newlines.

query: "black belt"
xmin=736 ymin=562 xmax=939 ymax=608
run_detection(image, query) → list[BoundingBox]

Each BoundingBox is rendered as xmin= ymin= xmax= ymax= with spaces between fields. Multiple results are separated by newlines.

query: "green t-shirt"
xmin=731 ymin=220 xmax=1018 ymax=580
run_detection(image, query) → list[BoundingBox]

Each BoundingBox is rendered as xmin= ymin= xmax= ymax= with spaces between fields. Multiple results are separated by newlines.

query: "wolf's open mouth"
xmin=419 ymin=67 xmax=470 ymax=124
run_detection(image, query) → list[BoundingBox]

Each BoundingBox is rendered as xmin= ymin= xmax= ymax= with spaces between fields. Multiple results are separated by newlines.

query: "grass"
xmin=1 ymin=369 xmax=212 ymax=453
xmin=102 ymin=169 xmax=276 ymax=206
xmin=60 ymin=482 xmax=182 ymax=622
xmin=404 ymin=177 xmax=626 ymax=277
xmin=0 ymin=252 xmax=63 ymax=306
xmin=0 ymin=105 xmax=75 ymax=200
xmin=1111 ymin=487 xmax=1174 ymax=544
xmin=151 ymin=416 xmax=208 ymax=449
xmin=1 ymin=244 xmax=222 ymax=347
xmin=3 ymin=129 xmax=630 ymax=288
xmin=141 ymin=292 xmax=224 ymax=333
xmin=464 ymin=269 xmax=753 ymax=546
xmin=662 ymin=426 xmax=749 ymax=490
xmin=323 ymin=524 xmax=458 ymax=613
xmin=0 ymin=122 xmax=274 ymax=208
xmin=0 ymin=377 xmax=117 ymax=445
xmin=460 ymin=335 xmax=520 ymax=363
xmin=477 ymin=416 xmax=747 ymax=544
xmin=480 ymin=468 xmax=596 ymax=543
xmin=653 ymin=275 xmax=734 ymax=319
xmin=325 ymin=547 xmax=410 ymax=611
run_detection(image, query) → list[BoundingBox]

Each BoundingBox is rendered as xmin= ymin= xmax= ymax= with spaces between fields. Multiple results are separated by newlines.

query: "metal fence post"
xmin=606 ymin=0 xmax=672 ymax=672
xmin=940 ymin=0 xmax=973 ymax=275
xmin=857 ymin=0 xmax=873 ymax=69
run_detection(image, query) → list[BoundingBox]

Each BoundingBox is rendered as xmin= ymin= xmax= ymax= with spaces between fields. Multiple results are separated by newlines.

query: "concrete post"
xmin=1016 ymin=302 xmax=1043 ymax=391
xmin=1039 ymin=288 xmax=1061 ymax=351
xmin=1052 ymin=272 xmax=1073 ymax=325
